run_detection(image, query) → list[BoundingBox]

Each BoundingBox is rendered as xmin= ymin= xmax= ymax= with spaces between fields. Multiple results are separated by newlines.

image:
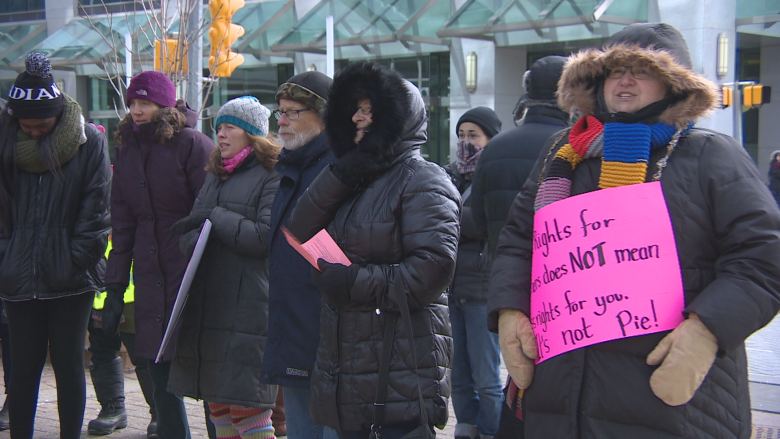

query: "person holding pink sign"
xmin=488 ymin=22 xmax=780 ymax=439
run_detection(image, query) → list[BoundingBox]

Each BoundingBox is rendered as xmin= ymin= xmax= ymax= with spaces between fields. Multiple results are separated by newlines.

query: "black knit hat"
xmin=7 ymin=53 xmax=65 ymax=119
xmin=525 ymin=55 xmax=567 ymax=101
xmin=456 ymin=106 xmax=502 ymax=138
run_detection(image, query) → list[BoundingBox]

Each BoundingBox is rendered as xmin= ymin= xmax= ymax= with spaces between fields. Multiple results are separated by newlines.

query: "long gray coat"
xmin=168 ymin=154 xmax=280 ymax=408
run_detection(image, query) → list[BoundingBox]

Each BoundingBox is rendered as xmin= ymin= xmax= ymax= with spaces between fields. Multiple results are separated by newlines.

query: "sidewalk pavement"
xmin=0 ymin=361 xmax=457 ymax=438
xmin=1 ymin=315 xmax=780 ymax=438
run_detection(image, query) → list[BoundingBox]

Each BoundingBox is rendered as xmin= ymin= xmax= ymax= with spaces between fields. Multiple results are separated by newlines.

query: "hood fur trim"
xmin=558 ymin=44 xmax=719 ymax=129
xmin=325 ymin=61 xmax=410 ymax=160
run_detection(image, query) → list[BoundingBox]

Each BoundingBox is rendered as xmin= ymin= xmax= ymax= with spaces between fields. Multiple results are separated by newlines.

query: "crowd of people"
xmin=0 ymin=21 xmax=779 ymax=439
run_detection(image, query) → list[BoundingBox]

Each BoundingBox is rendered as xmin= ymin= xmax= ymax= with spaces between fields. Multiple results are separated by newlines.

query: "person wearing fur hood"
xmin=488 ymin=23 xmax=780 ymax=439
xmin=286 ymin=61 xmax=460 ymax=438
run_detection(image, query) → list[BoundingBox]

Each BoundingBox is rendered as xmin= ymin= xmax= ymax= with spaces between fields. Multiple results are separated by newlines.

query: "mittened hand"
xmin=646 ymin=314 xmax=718 ymax=406
xmin=498 ymin=309 xmax=538 ymax=389
xmin=171 ymin=206 xmax=213 ymax=235
xmin=311 ymin=259 xmax=358 ymax=307
xmin=101 ymin=283 xmax=127 ymax=336
xmin=331 ymin=151 xmax=390 ymax=188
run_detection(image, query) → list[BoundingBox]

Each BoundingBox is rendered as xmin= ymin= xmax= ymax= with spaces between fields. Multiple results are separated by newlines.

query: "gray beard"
xmin=280 ymin=128 xmax=319 ymax=151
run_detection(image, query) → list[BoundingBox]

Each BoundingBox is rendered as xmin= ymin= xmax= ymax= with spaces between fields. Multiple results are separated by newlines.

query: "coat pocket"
xmin=40 ymin=232 xmax=84 ymax=292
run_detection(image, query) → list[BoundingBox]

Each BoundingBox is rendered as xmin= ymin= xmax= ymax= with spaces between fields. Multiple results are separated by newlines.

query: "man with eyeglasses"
xmin=261 ymin=71 xmax=338 ymax=439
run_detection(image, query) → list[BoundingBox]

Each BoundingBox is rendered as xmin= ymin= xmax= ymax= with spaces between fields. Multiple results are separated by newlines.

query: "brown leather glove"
xmin=646 ymin=314 xmax=718 ymax=406
xmin=498 ymin=309 xmax=538 ymax=389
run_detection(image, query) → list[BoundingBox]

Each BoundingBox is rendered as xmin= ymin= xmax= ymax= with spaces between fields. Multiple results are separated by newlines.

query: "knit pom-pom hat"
xmin=215 ymin=96 xmax=270 ymax=136
xmin=126 ymin=71 xmax=177 ymax=108
xmin=7 ymin=52 xmax=65 ymax=119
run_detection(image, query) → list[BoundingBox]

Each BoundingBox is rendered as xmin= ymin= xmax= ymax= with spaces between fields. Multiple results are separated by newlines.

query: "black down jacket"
xmin=471 ymin=105 xmax=569 ymax=256
xmin=0 ymin=121 xmax=111 ymax=301
xmin=287 ymin=62 xmax=460 ymax=432
xmin=445 ymin=163 xmax=490 ymax=302
xmin=169 ymin=154 xmax=280 ymax=408
xmin=488 ymin=24 xmax=780 ymax=439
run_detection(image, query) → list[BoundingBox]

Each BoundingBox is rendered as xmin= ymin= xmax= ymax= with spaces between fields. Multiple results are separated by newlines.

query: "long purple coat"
xmin=106 ymin=102 xmax=214 ymax=361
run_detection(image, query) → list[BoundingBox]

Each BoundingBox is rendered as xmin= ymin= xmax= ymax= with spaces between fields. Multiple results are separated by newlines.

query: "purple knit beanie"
xmin=126 ymin=71 xmax=177 ymax=108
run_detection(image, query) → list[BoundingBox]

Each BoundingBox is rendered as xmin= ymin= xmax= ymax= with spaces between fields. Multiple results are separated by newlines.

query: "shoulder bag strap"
xmin=393 ymin=276 xmax=432 ymax=435
xmin=371 ymin=310 xmax=398 ymax=435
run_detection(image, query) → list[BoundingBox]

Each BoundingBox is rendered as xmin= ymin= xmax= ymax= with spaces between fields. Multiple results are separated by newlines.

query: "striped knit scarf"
xmin=535 ymin=115 xmax=684 ymax=211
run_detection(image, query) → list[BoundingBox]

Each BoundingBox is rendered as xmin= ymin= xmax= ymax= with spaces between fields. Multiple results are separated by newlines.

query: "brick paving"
xmin=1 ymin=315 xmax=779 ymax=438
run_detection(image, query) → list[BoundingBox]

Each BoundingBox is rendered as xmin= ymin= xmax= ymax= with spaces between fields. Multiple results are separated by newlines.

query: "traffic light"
xmin=154 ymin=38 xmax=187 ymax=75
xmin=721 ymin=85 xmax=732 ymax=108
xmin=743 ymin=84 xmax=772 ymax=108
xmin=208 ymin=0 xmax=245 ymax=77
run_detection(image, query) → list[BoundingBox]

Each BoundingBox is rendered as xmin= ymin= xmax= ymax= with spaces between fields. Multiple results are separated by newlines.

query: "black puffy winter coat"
xmin=0 ymin=120 xmax=111 ymax=301
xmin=287 ymin=62 xmax=460 ymax=432
xmin=471 ymin=105 xmax=569 ymax=256
xmin=168 ymin=153 xmax=280 ymax=408
xmin=445 ymin=163 xmax=490 ymax=302
xmin=488 ymin=25 xmax=780 ymax=439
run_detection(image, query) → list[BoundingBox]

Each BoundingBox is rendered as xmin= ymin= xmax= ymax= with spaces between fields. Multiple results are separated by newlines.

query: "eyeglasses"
xmin=356 ymin=105 xmax=372 ymax=115
xmin=606 ymin=65 xmax=655 ymax=80
xmin=273 ymin=108 xmax=312 ymax=121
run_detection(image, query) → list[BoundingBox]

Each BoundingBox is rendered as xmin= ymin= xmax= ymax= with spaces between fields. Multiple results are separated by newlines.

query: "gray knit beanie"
xmin=215 ymin=96 xmax=270 ymax=136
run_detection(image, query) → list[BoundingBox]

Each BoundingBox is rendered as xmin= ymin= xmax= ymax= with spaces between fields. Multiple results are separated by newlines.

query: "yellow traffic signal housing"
xmin=154 ymin=38 xmax=187 ymax=75
xmin=208 ymin=0 xmax=245 ymax=77
xmin=721 ymin=86 xmax=732 ymax=108
xmin=743 ymin=84 xmax=772 ymax=108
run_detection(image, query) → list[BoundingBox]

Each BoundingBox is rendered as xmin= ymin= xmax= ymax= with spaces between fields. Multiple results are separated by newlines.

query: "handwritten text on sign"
xmin=530 ymin=181 xmax=684 ymax=364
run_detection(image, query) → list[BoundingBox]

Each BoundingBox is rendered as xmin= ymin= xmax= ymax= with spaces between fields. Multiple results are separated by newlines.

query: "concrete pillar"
xmin=659 ymin=0 xmax=737 ymax=136
xmin=494 ymin=46 xmax=526 ymax=131
xmin=45 ymin=0 xmax=75 ymax=34
xmin=449 ymin=39 xmax=525 ymax=160
xmin=53 ymin=70 xmax=77 ymax=101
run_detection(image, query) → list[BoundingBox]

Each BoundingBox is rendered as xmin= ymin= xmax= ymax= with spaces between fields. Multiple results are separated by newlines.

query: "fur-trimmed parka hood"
xmin=325 ymin=61 xmax=427 ymax=161
xmin=558 ymin=22 xmax=719 ymax=129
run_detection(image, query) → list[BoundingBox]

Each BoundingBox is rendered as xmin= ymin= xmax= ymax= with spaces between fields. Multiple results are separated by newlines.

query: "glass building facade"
xmin=1 ymin=0 xmax=780 ymax=169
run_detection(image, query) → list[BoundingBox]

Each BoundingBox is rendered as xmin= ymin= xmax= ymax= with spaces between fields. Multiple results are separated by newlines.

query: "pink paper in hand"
xmin=282 ymin=227 xmax=352 ymax=271
xmin=529 ymin=182 xmax=684 ymax=364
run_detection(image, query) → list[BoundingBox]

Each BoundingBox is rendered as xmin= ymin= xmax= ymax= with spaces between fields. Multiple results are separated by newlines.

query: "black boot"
xmin=135 ymin=360 xmax=158 ymax=439
xmin=88 ymin=357 xmax=128 ymax=435
xmin=0 ymin=398 xmax=8 ymax=431
xmin=147 ymin=413 xmax=158 ymax=439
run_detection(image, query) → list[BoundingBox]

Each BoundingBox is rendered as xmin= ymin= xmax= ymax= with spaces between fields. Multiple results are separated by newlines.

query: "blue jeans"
xmin=282 ymin=386 xmax=338 ymax=439
xmin=449 ymin=300 xmax=503 ymax=436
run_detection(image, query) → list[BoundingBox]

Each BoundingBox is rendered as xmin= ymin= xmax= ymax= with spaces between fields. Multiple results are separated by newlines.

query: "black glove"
xmin=102 ymin=283 xmax=127 ymax=336
xmin=331 ymin=150 xmax=391 ymax=188
xmin=171 ymin=206 xmax=213 ymax=235
xmin=312 ymin=259 xmax=359 ymax=307
xmin=179 ymin=230 xmax=200 ymax=256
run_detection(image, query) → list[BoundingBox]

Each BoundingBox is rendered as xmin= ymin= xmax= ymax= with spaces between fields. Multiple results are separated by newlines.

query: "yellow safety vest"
xmin=93 ymin=241 xmax=135 ymax=309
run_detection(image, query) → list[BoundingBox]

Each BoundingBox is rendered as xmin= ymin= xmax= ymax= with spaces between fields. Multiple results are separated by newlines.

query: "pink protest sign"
xmin=530 ymin=181 xmax=684 ymax=364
